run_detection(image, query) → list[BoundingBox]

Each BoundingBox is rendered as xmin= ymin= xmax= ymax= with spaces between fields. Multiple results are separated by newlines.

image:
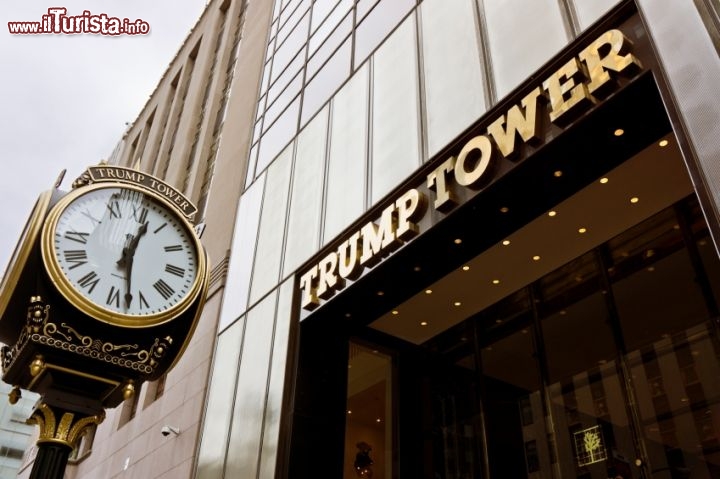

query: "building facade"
xmin=11 ymin=0 xmax=720 ymax=478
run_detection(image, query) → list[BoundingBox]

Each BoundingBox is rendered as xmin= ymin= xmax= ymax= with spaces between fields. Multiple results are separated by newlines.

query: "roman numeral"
xmin=106 ymin=286 xmax=120 ymax=308
xmin=107 ymin=200 xmax=121 ymax=218
xmin=77 ymin=271 xmax=99 ymax=294
xmin=153 ymin=279 xmax=175 ymax=300
xmin=139 ymin=291 xmax=150 ymax=309
xmin=132 ymin=206 xmax=148 ymax=223
xmin=154 ymin=223 xmax=167 ymax=234
xmin=165 ymin=264 xmax=185 ymax=277
xmin=63 ymin=250 xmax=87 ymax=270
xmin=64 ymin=231 xmax=89 ymax=244
xmin=164 ymin=245 xmax=183 ymax=252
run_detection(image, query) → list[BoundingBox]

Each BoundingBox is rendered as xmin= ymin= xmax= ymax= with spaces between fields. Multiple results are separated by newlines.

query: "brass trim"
xmin=28 ymin=403 xmax=104 ymax=448
xmin=41 ymin=183 xmax=208 ymax=328
xmin=27 ymin=358 xmax=121 ymax=392
xmin=0 ymin=191 xmax=52 ymax=321
xmin=165 ymin=249 xmax=211 ymax=374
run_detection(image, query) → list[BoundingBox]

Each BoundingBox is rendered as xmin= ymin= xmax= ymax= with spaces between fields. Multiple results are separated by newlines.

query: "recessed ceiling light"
xmin=548 ymin=210 xmax=557 ymax=217
xmin=492 ymin=279 xmax=500 ymax=285
xmin=553 ymin=170 xmax=563 ymax=177
xmin=630 ymin=197 xmax=639 ymax=204
xmin=392 ymin=310 xmax=399 ymax=315
xmin=600 ymin=177 xmax=609 ymax=184
xmin=532 ymin=255 xmax=541 ymax=261
xmin=420 ymin=321 xmax=428 ymax=326
xmin=502 ymin=240 xmax=511 ymax=246
xmin=376 ymin=418 xmax=382 ymax=422
xmin=454 ymin=238 xmax=462 ymax=244
xmin=578 ymin=227 xmax=587 ymax=234
xmin=495 ymin=319 xmax=502 ymax=324
xmin=413 ymin=266 xmax=421 ymax=272
xmin=348 ymin=410 xmax=352 ymax=414
xmin=377 ymin=291 xmax=384 ymax=296
xmin=559 ymin=310 xmax=567 ymax=315
xmin=614 ymin=128 xmax=624 ymax=136
xmin=500 ymin=206 xmax=509 ymax=213
xmin=462 ymin=265 xmax=470 ymax=271
xmin=647 ymin=266 xmax=655 ymax=272
xmin=659 ymin=139 xmax=669 ymax=147
xmin=521 ymin=329 xmax=528 ymax=334
xmin=425 ymin=289 xmax=432 ymax=294
xmin=454 ymin=301 xmax=461 ymax=307
xmin=345 ymin=313 xmax=352 ymax=318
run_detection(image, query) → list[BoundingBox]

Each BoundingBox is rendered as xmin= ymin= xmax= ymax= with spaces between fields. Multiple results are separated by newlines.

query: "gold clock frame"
xmin=40 ymin=183 xmax=207 ymax=328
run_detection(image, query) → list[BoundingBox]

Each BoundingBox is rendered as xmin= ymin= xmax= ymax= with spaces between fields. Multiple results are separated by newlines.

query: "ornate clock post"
xmin=0 ymin=166 xmax=209 ymax=479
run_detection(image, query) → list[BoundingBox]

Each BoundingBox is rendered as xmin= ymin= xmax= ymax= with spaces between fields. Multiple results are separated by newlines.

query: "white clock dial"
xmin=48 ymin=186 xmax=199 ymax=319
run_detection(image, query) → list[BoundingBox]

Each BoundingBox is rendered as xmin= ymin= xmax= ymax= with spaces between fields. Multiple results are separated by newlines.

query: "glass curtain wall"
xmin=347 ymin=195 xmax=720 ymax=478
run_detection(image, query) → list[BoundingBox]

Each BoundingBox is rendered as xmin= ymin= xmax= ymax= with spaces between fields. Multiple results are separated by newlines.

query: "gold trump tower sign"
xmin=299 ymin=29 xmax=641 ymax=311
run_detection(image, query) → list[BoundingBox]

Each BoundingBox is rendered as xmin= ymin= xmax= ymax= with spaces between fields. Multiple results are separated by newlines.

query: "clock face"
xmin=43 ymin=185 xmax=203 ymax=325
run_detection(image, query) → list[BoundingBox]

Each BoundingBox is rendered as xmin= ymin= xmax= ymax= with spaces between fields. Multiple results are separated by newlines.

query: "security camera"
xmin=161 ymin=425 xmax=180 ymax=437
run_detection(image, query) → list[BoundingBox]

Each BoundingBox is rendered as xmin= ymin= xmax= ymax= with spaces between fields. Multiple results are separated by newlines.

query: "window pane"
xmin=196 ymin=318 xmax=245 ymax=478
xmin=249 ymin=145 xmax=293 ymax=304
xmin=354 ymin=0 xmax=414 ymax=67
xmin=607 ymin=205 xmax=708 ymax=352
xmin=309 ymin=0 xmax=353 ymax=52
xmin=370 ymin=15 xmax=421 ymax=204
xmin=324 ymin=64 xmax=368 ymax=243
xmin=574 ymin=0 xmax=621 ymax=30
xmin=311 ymin=0 xmax=339 ymax=33
xmin=283 ymin=106 xmax=328 ymax=276
xmin=219 ymin=178 xmax=265 ymax=330
xmin=225 ymin=291 xmax=278 ymax=478
xmin=277 ymin=0 xmax=310 ymax=46
xmin=273 ymin=12 xmax=309 ymax=78
xmin=265 ymin=72 xmax=302 ymax=129
xmin=420 ymin=0 xmax=487 ymax=157
xmin=483 ymin=0 xmax=569 ymax=99
xmin=301 ymin=38 xmax=350 ymax=126
xmin=356 ymin=0 xmax=380 ymax=23
xmin=257 ymin=97 xmax=299 ymax=173
xmin=307 ymin=12 xmax=352 ymax=78
xmin=257 ymin=279 xmax=295 ymax=478
xmin=269 ymin=45 xmax=304 ymax=91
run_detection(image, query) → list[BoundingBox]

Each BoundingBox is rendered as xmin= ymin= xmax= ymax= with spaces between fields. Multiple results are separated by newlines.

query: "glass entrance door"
xmin=351 ymin=195 xmax=720 ymax=479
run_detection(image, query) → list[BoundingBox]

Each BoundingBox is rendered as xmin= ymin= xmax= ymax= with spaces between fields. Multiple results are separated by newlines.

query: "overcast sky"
xmin=0 ymin=1 xmax=208 ymax=272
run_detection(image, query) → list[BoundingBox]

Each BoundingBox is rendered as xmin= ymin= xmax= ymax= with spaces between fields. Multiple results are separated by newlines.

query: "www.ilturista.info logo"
xmin=8 ymin=8 xmax=150 ymax=35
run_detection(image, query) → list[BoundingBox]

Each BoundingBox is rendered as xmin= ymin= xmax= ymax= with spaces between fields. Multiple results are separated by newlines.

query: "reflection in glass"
xmin=420 ymin=0 xmax=487 ymax=157
xmin=344 ymin=343 xmax=392 ymax=479
xmin=301 ymin=38 xmax=350 ymax=126
xmin=354 ymin=0 xmax=414 ymax=67
xmin=256 ymin=97 xmax=299 ymax=174
xmin=574 ymin=0 xmax=621 ymax=30
xmin=218 ymin=179 xmax=265 ymax=329
xmin=272 ymin=11 xmax=309 ymax=79
xmin=307 ymin=12 xmax=352 ymax=79
xmin=196 ymin=318 xmax=245 ymax=478
xmin=311 ymin=0 xmax=352 ymax=45
xmin=249 ymin=145 xmax=293 ymax=304
xmin=483 ymin=0 xmax=568 ymax=98
xmin=283 ymin=106 xmax=328 ymax=276
xmin=370 ymin=15 xmax=420 ymax=204
xmin=324 ymin=64 xmax=369 ymax=244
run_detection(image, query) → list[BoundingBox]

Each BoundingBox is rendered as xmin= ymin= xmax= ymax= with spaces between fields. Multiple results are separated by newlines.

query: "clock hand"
xmin=117 ymin=222 xmax=149 ymax=308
